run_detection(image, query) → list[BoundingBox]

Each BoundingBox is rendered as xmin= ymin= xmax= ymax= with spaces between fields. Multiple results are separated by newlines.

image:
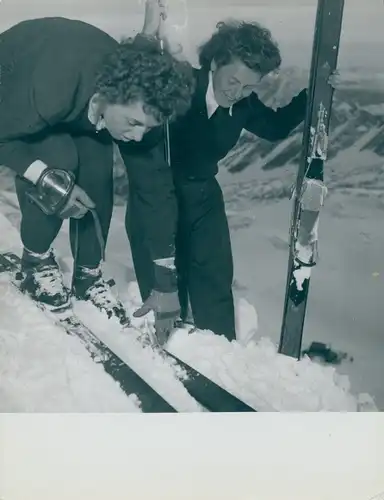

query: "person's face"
xmin=90 ymin=95 xmax=161 ymax=142
xmin=103 ymin=101 xmax=161 ymax=142
xmin=211 ymin=59 xmax=263 ymax=108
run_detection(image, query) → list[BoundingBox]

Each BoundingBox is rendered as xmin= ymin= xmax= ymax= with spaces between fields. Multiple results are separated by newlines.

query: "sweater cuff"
xmin=23 ymin=160 xmax=48 ymax=184
xmin=153 ymin=258 xmax=178 ymax=293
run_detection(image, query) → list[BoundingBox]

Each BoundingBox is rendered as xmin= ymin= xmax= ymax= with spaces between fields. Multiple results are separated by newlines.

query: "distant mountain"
xmin=220 ymin=67 xmax=384 ymax=176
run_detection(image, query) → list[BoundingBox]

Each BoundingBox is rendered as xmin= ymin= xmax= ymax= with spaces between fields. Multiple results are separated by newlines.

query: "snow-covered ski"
xmin=0 ymin=251 xmax=177 ymax=413
xmin=279 ymin=0 xmax=345 ymax=358
xmin=0 ymin=251 xmax=256 ymax=412
xmin=85 ymin=305 xmax=255 ymax=412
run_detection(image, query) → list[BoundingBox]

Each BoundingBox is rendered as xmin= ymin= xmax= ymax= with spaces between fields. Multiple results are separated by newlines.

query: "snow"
xmin=0 ymin=193 xmax=379 ymax=413
xmin=72 ymin=299 xmax=204 ymax=412
xmin=167 ymin=325 xmax=370 ymax=412
xmin=0 ymin=273 xmax=141 ymax=413
xmin=293 ymin=261 xmax=312 ymax=290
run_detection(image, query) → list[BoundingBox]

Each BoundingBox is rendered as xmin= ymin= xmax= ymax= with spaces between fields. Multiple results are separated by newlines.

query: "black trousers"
xmin=125 ymin=181 xmax=155 ymax=302
xmin=126 ymin=176 xmax=236 ymax=340
xmin=15 ymin=131 xmax=114 ymax=268
xmin=175 ymin=177 xmax=235 ymax=340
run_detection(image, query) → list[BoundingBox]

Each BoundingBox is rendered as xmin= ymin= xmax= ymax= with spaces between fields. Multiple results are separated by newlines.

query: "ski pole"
xmin=158 ymin=37 xmax=171 ymax=166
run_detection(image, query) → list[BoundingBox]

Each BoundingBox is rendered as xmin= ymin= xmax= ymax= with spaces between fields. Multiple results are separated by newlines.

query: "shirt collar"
xmin=206 ymin=71 xmax=233 ymax=118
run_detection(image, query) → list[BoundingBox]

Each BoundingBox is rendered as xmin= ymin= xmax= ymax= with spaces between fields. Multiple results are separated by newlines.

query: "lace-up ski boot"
xmin=16 ymin=249 xmax=70 ymax=309
xmin=72 ymin=265 xmax=130 ymax=326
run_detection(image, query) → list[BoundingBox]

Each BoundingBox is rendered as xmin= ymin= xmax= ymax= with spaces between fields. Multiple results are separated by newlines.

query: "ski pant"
xmin=126 ymin=175 xmax=236 ymax=340
xmin=175 ymin=177 xmax=236 ymax=340
xmin=125 ymin=181 xmax=155 ymax=302
xmin=14 ymin=131 xmax=114 ymax=268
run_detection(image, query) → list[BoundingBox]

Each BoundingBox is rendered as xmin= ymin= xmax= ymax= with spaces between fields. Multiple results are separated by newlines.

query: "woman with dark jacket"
xmin=127 ymin=19 xmax=308 ymax=341
xmin=0 ymin=13 xmax=195 ymax=337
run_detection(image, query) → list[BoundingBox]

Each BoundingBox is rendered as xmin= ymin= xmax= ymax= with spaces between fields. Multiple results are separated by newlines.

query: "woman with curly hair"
xmin=171 ymin=20 xmax=308 ymax=341
xmin=166 ymin=20 xmax=343 ymax=341
xmin=133 ymin=18 xmax=309 ymax=341
xmin=0 ymin=12 xmax=195 ymax=335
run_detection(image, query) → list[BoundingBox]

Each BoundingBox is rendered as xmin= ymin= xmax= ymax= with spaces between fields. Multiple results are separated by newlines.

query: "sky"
xmin=0 ymin=0 xmax=383 ymax=68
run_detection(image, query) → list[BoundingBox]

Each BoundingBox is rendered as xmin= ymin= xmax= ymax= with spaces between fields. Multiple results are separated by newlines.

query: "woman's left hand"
xmin=327 ymin=70 xmax=344 ymax=90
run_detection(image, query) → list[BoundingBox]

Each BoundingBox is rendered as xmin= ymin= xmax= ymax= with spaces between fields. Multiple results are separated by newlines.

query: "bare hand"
xmin=142 ymin=0 xmax=167 ymax=38
xmin=59 ymin=185 xmax=95 ymax=219
xmin=327 ymin=70 xmax=344 ymax=90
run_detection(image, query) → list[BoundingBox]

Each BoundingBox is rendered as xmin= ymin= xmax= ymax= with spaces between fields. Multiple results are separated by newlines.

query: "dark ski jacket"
xmin=169 ymin=67 xmax=307 ymax=181
xmin=0 ymin=17 xmax=177 ymax=262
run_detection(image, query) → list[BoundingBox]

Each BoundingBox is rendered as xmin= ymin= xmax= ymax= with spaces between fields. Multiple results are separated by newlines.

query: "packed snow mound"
xmin=124 ymin=282 xmax=378 ymax=412
xmin=168 ymin=332 xmax=377 ymax=412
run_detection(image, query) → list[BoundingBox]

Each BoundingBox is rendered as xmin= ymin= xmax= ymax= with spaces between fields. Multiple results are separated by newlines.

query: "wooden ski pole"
xmin=159 ymin=38 xmax=171 ymax=166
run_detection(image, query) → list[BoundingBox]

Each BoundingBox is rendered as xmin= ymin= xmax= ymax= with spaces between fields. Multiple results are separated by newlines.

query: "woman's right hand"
xmin=142 ymin=0 xmax=168 ymax=38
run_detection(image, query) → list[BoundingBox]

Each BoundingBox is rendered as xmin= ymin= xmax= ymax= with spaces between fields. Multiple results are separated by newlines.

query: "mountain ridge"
xmin=220 ymin=66 xmax=384 ymax=176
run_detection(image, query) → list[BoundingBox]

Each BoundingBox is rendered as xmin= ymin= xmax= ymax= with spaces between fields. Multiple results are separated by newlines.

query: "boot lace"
xmin=85 ymin=277 xmax=120 ymax=309
xmin=34 ymin=265 xmax=66 ymax=297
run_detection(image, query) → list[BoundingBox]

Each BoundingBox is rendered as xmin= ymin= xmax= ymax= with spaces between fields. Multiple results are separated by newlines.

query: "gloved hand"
xmin=58 ymin=185 xmax=95 ymax=219
xmin=133 ymin=289 xmax=180 ymax=346
xmin=133 ymin=257 xmax=180 ymax=345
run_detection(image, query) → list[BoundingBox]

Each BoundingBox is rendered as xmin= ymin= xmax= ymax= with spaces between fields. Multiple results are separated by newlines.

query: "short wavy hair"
xmin=198 ymin=20 xmax=281 ymax=76
xmin=95 ymin=36 xmax=195 ymax=123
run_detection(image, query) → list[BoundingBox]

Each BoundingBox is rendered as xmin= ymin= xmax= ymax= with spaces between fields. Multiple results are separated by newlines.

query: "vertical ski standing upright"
xmin=279 ymin=0 xmax=345 ymax=358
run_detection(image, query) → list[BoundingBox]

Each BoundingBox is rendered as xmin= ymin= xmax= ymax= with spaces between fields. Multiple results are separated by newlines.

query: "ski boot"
xmin=16 ymin=248 xmax=70 ymax=310
xmin=72 ymin=265 xmax=130 ymax=326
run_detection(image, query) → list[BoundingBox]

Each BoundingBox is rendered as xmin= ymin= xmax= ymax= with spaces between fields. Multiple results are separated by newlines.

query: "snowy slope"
xmin=0 ymin=194 xmax=378 ymax=412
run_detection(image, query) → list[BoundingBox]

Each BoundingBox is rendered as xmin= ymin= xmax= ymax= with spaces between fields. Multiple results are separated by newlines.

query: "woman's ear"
xmin=88 ymin=93 xmax=105 ymax=129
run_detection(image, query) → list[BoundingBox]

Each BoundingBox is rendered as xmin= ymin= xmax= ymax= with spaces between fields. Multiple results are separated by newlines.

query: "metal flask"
xmin=26 ymin=169 xmax=75 ymax=216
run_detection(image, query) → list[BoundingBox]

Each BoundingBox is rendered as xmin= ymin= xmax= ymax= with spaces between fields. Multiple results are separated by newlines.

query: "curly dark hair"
xmin=95 ymin=36 xmax=195 ymax=123
xmin=198 ymin=20 xmax=282 ymax=76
